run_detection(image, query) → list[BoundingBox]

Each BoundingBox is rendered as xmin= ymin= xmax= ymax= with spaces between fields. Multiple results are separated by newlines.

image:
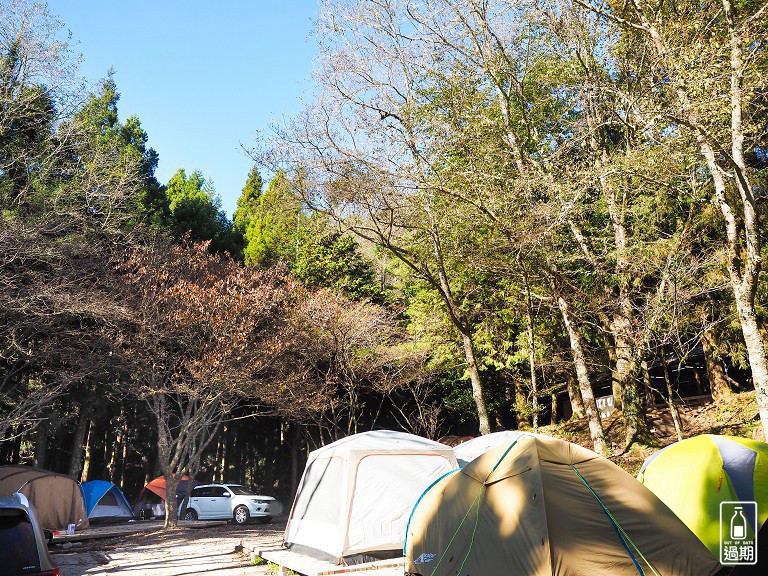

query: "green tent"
xmin=638 ymin=434 xmax=768 ymax=556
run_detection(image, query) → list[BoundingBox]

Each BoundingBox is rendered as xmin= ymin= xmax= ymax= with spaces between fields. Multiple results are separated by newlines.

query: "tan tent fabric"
xmin=0 ymin=465 xmax=89 ymax=531
xmin=405 ymin=437 xmax=721 ymax=576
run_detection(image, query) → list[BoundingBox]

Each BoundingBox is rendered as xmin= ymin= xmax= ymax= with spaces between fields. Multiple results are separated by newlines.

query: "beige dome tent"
xmin=405 ymin=436 xmax=721 ymax=576
xmin=453 ymin=430 xmax=547 ymax=466
xmin=0 ymin=466 xmax=88 ymax=531
xmin=284 ymin=430 xmax=457 ymax=564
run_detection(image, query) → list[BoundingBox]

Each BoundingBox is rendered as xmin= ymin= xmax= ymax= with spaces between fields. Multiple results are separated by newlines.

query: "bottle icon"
xmin=731 ymin=506 xmax=747 ymax=540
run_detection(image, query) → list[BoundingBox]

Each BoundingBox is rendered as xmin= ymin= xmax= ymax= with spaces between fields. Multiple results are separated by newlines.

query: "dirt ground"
xmin=51 ymin=521 xmax=284 ymax=576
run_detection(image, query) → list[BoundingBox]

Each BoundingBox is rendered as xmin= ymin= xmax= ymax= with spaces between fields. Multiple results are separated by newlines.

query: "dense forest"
xmin=1 ymin=0 xmax=767 ymax=526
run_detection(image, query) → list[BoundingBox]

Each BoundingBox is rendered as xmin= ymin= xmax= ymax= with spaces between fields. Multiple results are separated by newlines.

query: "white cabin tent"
xmin=453 ymin=430 xmax=546 ymax=466
xmin=283 ymin=430 xmax=458 ymax=564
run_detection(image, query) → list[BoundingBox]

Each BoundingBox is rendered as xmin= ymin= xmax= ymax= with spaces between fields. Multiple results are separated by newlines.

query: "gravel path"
xmin=51 ymin=522 xmax=284 ymax=576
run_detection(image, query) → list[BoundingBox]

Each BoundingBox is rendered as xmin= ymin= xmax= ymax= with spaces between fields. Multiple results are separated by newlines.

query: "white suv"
xmin=181 ymin=484 xmax=282 ymax=525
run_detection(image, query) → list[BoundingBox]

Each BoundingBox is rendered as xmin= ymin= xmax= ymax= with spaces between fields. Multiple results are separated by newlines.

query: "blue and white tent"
xmin=80 ymin=480 xmax=134 ymax=519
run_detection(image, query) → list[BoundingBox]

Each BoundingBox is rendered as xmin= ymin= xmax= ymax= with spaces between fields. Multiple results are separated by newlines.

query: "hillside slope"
xmin=537 ymin=391 xmax=763 ymax=475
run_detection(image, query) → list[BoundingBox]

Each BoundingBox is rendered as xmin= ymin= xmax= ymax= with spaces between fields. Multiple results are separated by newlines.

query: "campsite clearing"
xmin=242 ymin=544 xmax=403 ymax=576
xmin=51 ymin=521 xmax=283 ymax=576
xmin=51 ymin=519 xmax=409 ymax=576
xmin=51 ymin=519 xmax=228 ymax=544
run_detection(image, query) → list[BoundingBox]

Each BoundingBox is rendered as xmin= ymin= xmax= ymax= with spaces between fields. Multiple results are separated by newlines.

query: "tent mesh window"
xmin=99 ymin=490 xmax=118 ymax=507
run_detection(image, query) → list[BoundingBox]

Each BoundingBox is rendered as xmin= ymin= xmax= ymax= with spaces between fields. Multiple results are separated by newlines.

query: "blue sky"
xmin=48 ymin=1 xmax=319 ymax=217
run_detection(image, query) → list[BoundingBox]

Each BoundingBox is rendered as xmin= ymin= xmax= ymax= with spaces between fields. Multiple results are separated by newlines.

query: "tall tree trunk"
xmin=693 ymin=368 xmax=706 ymax=396
xmin=68 ymin=407 xmax=90 ymax=478
xmin=566 ymin=371 xmax=584 ymax=419
xmin=100 ymin=420 xmax=111 ymax=480
xmin=722 ymin=0 xmax=768 ymax=436
xmin=702 ymin=327 xmax=735 ymax=401
xmin=213 ymin=432 xmax=223 ymax=483
xmin=33 ymin=417 xmax=49 ymax=469
xmin=613 ymin=282 xmax=647 ymax=447
xmin=426 ymin=208 xmax=491 ymax=436
xmin=221 ymin=425 xmax=229 ymax=482
xmin=262 ymin=423 xmax=276 ymax=493
xmin=738 ymin=301 xmax=768 ymax=431
xmin=550 ymin=391 xmax=558 ymax=425
xmin=108 ymin=407 xmax=124 ymax=483
xmin=461 ymin=331 xmax=491 ymax=435
xmin=641 ymin=360 xmax=655 ymax=406
xmin=277 ymin=423 xmax=289 ymax=498
xmin=523 ymin=265 xmax=539 ymax=432
xmin=662 ymin=351 xmax=684 ymax=442
xmin=0 ymin=431 xmax=10 ymax=463
xmin=164 ymin=474 xmax=179 ymax=529
xmin=514 ymin=379 xmax=526 ymax=428
xmin=586 ymin=99 xmax=645 ymax=445
xmin=235 ymin=427 xmax=246 ymax=485
xmin=117 ymin=431 xmax=128 ymax=487
xmin=612 ymin=243 xmax=647 ymax=447
xmin=290 ymin=425 xmax=300 ymax=498
xmin=699 ymin=126 xmax=768 ymax=427
xmin=113 ymin=410 xmax=128 ymax=485
xmin=526 ymin=329 xmax=539 ymax=432
xmin=607 ymin=343 xmax=623 ymax=409
xmin=528 ymin=348 xmax=538 ymax=430
xmin=144 ymin=424 xmax=157 ymax=485
xmin=179 ymin=446 xmax=206 ymax=522
xmin=557 ymin=296 xmax=607 ymax=455
xmin=496 ymin=380 xmax=512 ymax=430
xmin=10 ymin=428 xmax=22 ymax=464
xmin=80 ymin=420 xmax=93 ymax=484
xmin=567 ymin=219 xmax=623 ymax=411
xmin=245 ymin=442 xmax=253 ymax=488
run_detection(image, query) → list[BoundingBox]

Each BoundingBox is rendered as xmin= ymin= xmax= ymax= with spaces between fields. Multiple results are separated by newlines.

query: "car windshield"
xmin=227 ymin=486 xmax=256 ymax=496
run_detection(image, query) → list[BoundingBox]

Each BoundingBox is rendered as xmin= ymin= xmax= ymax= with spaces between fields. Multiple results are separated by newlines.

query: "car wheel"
xmin=233 ymin=505 xmax=249 ymax=525
xmin=257 ymin=516 xmax=272 ymax=524
xmin=183 ymin=509 xmax=198 ymax=521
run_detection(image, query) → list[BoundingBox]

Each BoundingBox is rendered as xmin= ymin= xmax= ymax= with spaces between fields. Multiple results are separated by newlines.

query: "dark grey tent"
xmin=0 ymin=466 xmax=89 ymax=531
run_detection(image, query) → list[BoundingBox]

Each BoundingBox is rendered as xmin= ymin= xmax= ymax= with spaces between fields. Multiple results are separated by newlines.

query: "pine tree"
xmin=233 ymin=165 xmax=263 ymax=235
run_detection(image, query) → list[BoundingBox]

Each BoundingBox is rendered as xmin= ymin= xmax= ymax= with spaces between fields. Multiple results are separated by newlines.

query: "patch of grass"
xmin=252 ymin=556 xmax=266 ymax=566
xmin=267 ymin=561 xmax=298 ymax=575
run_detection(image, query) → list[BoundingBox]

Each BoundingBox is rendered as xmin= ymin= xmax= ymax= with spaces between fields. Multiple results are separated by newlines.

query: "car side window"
xmin=192 ymin=487 xmax=210 ymax=498
xmin=210 ymin=487 xmax=228 ymax=497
